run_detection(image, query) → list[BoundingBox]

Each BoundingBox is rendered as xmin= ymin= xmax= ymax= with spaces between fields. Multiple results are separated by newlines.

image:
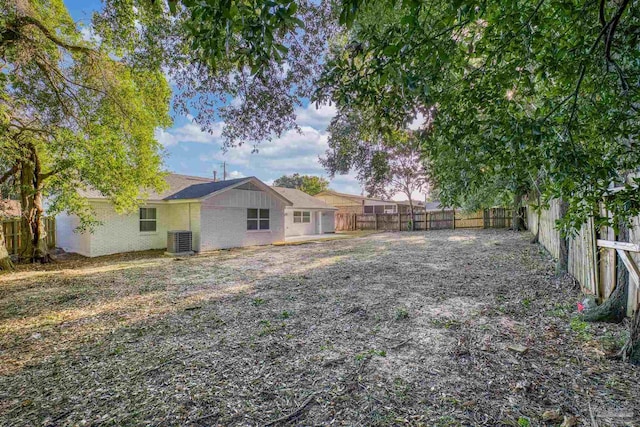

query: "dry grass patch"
xmin=1 ymin=230 xmax=638 ymax=426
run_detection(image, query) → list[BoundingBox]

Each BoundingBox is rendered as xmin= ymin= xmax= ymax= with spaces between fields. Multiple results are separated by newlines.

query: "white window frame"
xmin=139 ymin=207 xmax=157 ymax=233
xmin=247 ymin=208 xmax=270 ymax=231
xmin=384 ymin=205 xmax=397 ymax=214
xmin=293 ymin=210 xmax=311 ymax=223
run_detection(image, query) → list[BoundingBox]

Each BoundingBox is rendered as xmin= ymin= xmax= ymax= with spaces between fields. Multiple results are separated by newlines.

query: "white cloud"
xmin=80 ymin=25 xmax=102 ymax=44
xmin=155 ymin=121 xmax=224 ymax=147
xmin=199 ymin=126 xmax=329 ymax=174
xmin=228 ymin=170 xmax=245 ymax=179
xmin=295 ymin=102 xmax=336 ymax=129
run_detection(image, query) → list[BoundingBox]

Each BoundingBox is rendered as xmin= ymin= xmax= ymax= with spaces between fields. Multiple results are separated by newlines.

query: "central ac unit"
xmin=166 ymin=230 xmax=194 ymax=256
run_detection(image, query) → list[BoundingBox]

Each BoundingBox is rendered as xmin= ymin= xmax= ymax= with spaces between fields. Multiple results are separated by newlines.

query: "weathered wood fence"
xmin=336 ymin=208 xmax=513 ymax=232
xmin=1 ymin=217 xmax=56 ymax=256
xmin=528 ymin=200 xmax=639 ymax=316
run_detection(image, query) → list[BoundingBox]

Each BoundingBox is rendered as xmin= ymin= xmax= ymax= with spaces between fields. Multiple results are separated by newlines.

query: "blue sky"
xmin=64 ymin=0 xmax=364 ymax=195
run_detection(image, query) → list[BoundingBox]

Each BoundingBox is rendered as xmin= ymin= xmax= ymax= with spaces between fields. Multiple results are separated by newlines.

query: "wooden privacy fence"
xmin=528 ymin=200 xmax=640 ymax=316
xmin=2 ymin=217 xmax=56 ymax=256
xmin=336 ymin=208 xmax=513 ymax=232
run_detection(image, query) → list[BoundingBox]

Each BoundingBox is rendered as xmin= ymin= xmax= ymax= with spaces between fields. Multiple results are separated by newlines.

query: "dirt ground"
xmin=1 ymin=230 xmax=638 ymax=426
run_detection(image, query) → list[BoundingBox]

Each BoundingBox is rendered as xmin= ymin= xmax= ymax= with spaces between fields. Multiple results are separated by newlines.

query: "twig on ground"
xmin=264 ymin=391 xmax=321 ymax=426
xmin=390 ymin=338 xmax=411 ymax=350
xmin=322 ymin=356 xmax=347 ymax=367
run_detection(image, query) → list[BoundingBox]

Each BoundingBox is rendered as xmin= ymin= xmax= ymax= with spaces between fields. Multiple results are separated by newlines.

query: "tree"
xmin=0 ymin=0 xmax=171 ymax=264
xmin=273 ymin=174 xmax=329 ymax=195
xmin=321 ymin=107 xmax=429 ymax=222
xmin=315 ymin=0 xmax=640 ymax=233
xmin=93 ymin=0 xmax=337 ymax=148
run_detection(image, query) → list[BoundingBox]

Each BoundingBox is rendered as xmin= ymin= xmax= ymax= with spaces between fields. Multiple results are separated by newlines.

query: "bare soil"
xmin=0 ymin=230 xmax=638 ymax=426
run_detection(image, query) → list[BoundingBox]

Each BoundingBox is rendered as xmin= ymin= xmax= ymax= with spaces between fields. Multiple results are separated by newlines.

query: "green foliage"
xmin=355 ymin=348 xmax=386 ymax=361
xmin=314 ymin=0 xmax=640 ymax=233
xmin=395 ymin=307 xmax=409 ymax=320
xmin=0 ymin=0 xmax=171 ymax=230
xmin=273 ymin=173 xmax=329 ymax=195
xmin=251 ymin=297 xmax=266 ymax=307
xmin=570 ymin=317 xmax=592 ymax=341
xmin=321 ymin=109 xmax=429 ymax=202
xmin=94 ymin=0 xmax=337 ymax=148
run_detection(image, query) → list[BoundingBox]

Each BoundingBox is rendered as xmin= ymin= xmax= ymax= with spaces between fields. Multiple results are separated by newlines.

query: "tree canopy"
xmin=315 ymin=0 xmax=640 ymax=233
xmin=0 ymin=0 xmax=171 ymax=262
xmin=273 ymin=173 xmax=329 ymax=195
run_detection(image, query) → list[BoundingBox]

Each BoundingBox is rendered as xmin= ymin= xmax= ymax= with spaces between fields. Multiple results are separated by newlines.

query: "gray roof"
xmin=164 ymin=177 xmax=249 ymax=200
xmin=79 ymin=174 xmax=254 ymax=201
xmin=272 ymin=187 xmax=338 ymax=210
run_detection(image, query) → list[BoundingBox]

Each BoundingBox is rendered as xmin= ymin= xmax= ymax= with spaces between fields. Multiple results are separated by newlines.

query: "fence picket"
xmin=1 ymin=217 xmax=56 ymax=256
xmin=334 ymin=209 xmax=512 ymax=232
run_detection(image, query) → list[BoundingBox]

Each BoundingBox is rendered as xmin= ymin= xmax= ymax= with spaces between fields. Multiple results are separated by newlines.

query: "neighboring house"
xmin=314 ymin=190 xmax=423 ymax=215
xmin=272 ymin=187 xmax=337 ymax=237
xmin=56 ymin=174 xmax=293 ymax=257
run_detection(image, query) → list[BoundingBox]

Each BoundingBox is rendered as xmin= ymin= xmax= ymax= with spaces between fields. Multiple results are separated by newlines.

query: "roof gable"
xmin=164 ymin=177 xmax=248 ymax=200
xmin=79 ymin=174 xmax=292 ymax=205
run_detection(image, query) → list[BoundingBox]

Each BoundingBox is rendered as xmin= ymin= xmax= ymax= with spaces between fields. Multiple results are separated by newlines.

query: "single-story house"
xmin=314 ymin=190 xmax=424 ymax=215
xmin=56 ymin=174 xmax=293 ymax=257
xmin=272 ymin=187 xmax=337 ymax=236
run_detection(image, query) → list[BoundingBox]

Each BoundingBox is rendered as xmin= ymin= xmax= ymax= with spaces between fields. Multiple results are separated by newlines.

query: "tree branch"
xmin=7 ymin=16 xmax=95 ymax=56
xmin=0 ymin=166 xmax=18 ymax=185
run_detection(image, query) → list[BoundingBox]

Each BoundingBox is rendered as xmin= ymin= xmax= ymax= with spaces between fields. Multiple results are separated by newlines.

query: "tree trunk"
xmin=512 ymin=190 xmax=525 ymax=231
xmin=556 ymin=200 xmax=569 ymax=275
xmin=627 ymin=309 xmax=640 ymax=365
xmin=19 ymin=147 xmax=50 ymax=263
xmin=408 ymin=199 xmax=415 ymax=231
xmin=530 ymin=192 xmax=541 ymax=244
xmin=0 ymin=225 xmax=13 ymax=271
xmin=584 ymin=223 xmax=629 ymax=322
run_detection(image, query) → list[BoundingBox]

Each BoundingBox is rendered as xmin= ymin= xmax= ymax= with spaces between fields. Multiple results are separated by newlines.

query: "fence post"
xmin=13 ymin=220 xmax=19 ymax=256
xmin=375 ymin=213 xmax=378 ymax=230
xmin=398 ymin=213 xmax=402 ymax=231
xmin=452 ymin=209 xmax=456 ymax=230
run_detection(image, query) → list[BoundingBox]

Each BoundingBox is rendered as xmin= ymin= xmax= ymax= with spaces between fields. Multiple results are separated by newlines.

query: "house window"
xmin=247 ymin=208 xmax=270 ymax=230
xmin=139 ymin=207 xmax=157 ymax=232
xmin=293 ymin=211 xmax=311 ymax=223
xmin=363 ymin=206 xmax=374 ymax=214
xmin=384 ymin=205 xmax=396 ymax=214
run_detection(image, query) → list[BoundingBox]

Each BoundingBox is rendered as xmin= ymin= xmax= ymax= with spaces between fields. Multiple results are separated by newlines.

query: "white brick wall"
xmin=56 ymin=212 xmax=92 ymax=256
xmin=283 ymin=208 xmax=336 ymax=236
xmin=56 ymin=186 xmax=288 ymax=256
xmin=321 ymin=211 xmax=336 ymax=233
xmin=88 ymin=202 xmax=171 ymax=257
xmin=57 ymin=201 xmax=202 ymax=257
xmin=200 ymin=188 xmax=286 ymax=250
xmin=284 ymin=208 xmax=317 ymax=236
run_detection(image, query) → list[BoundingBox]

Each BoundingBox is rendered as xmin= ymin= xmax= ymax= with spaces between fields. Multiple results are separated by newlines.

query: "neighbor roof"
xmin=79 ymin=174 xmax=289 ymax=203
xmin=272 ymin=187 xmax=338 ymax=210
xmin=317 ymin=190 xmax=410 ymax=205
